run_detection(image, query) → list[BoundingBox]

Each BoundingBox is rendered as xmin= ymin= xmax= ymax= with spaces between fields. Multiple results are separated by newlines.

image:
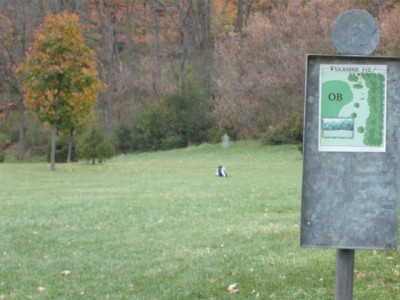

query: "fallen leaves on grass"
xmin=228 ymin=283 xmax=240 ymax=294
xmin=394 ymin=270 xmax=400 ymax=277
xmin=37 ymin=287 xmax=46 ymax=293
xmin=61 ymin=270 xmax=71 ymax=276
xmin=356 ymin=272 xmax=367 ymax=280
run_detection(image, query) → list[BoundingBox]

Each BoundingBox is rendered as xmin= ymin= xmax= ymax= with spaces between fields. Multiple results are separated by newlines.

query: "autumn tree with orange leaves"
xmin=19 ymin=11 xmax=103 ymax=170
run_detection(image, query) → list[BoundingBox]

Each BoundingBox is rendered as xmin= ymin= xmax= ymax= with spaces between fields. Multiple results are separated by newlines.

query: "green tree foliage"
xmin=362 ymin=73 xmax=385 ymax=146
xmin=163 ymin=80 xmax=212 ymax=147
xmin=132 ymin=80 xmax=212 ymax=151
xmin=0 ymin=133 xmax=10 ymax=162
xmin=263 ymin=112 xmax=303 ymax=145
xmin=19 ymin=11 xmax=103 ymax=170
xmin=46 ymin=137 xmax=76 ymax=163
xmin=115 ymin=123 xmax=134 ymax=153
xmin=77 ymin=127 xmax=115 ymax=164
xmin=132 ymin=107 xmax=168 ymax=151
xmin=348 ymin=74 xmax=359 ymax=82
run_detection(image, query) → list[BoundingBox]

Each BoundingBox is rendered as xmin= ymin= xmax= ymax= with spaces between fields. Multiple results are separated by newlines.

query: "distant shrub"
xmin=161 ymin=134 xmax=184 ymax=150
xmin=131 ymin=79 xmax=212 ymax=151
xmin=0 ymin=133 xmax=9 ymax=162
xmin=132 ymin=107 xmax=167 ymax=151
xmin=162 ymin=81 xmax=212 ymax=147
xmin=25 ymin=114 xmax=51 ymax=156
xmin=115 ymin=123 xmax=133 ymax=153
xmin=77 ymin=127 xmax=115 ymax=164
xmin=0 ymin=133 xmax=10 ymax=148
xmin=46 ymin=137 xmax=76 ymax=163
xmin=263 ymin=112 xmax=303 ymax=145
xmin=297 ymin=143 xmax=303 ymax=154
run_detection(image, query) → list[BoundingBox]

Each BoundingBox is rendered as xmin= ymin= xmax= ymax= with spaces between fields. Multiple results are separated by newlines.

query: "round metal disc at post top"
xmin=331 ymin=9 xmax=380 ymax=56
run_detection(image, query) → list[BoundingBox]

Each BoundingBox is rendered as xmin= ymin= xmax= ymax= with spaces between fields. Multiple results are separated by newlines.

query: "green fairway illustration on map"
xmin=319 ymin=64 xmax=386 ymax=152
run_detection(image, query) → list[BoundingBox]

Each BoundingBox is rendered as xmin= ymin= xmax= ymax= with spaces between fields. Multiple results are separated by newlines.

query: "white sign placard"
xmin=319 ymin=64 xmax=387 ymax=152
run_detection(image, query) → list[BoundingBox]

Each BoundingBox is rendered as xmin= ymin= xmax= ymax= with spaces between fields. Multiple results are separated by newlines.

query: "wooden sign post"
xmin=301 ymin=10 xmax=399 ymax=300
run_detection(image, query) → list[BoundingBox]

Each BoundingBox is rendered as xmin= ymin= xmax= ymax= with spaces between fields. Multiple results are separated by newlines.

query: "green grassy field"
xmin=1 ymin=141 xmax=399 ymax=299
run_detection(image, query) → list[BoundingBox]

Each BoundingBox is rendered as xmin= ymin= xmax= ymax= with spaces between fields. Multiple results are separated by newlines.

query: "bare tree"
xmin=92 ymin=0 xmax=122 ymax=132
xmin=196 ymin=0 xmax=213 ymax=95
xmin=0 ymin=0 xmax=43 ymax=159
xmin=234 ymin=0 xmax=252 ymax=33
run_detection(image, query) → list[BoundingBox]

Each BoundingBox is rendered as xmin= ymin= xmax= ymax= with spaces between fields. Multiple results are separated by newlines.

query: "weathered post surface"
xmin=301 ymin=9 xmax=399 ymax=300
xmin=335 ymin=249 xmax=355 ymax=300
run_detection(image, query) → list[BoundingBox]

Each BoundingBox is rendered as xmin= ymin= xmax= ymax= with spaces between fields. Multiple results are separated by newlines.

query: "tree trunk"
xmin=50 ymin=123 xmax=57 ymax=171
xmin=235 ymin=0 xmax=252 ymax=33
xmin=150 ymin=0 xmax=163 ymax=102
xmin=235 ymin=0 xmax=243 ymax=33
xmin=67 ymin=128 xmax=74 ymax=163
xmin=95 ymin=0 xmax=119 ymax=133
xmin=197 ymin=0 xmax=212 ymax=96
xmin=17 ymin=97 xmax=26 ymax=160
xmin=176 ymin=0 xmax=191 ymax=88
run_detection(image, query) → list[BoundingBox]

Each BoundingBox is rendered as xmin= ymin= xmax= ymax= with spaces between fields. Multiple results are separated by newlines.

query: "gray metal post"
xmin=334 ymin=249 xmax=355 ymax=300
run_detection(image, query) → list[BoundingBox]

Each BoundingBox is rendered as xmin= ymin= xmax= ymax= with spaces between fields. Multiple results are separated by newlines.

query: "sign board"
xmin=301 ymin=55 xmax=400 ymax=250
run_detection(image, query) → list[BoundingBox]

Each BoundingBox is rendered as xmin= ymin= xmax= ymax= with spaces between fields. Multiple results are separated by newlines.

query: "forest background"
xmin=1 ymin=0 xmax=400 ymax=160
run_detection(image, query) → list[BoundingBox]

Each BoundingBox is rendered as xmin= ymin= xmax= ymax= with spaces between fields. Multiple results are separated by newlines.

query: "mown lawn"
xmin=1 ymin=141 xmax=399 ymax=299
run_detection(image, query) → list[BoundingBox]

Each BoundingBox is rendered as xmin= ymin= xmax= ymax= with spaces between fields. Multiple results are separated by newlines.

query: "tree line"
xmin=1 ymin=0 xmax=400 ymax=163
